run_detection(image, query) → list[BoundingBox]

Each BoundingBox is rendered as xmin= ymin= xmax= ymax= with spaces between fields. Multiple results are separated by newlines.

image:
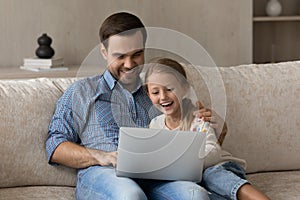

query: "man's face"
xmin=101 ymin=31 xmax=145 ymax=89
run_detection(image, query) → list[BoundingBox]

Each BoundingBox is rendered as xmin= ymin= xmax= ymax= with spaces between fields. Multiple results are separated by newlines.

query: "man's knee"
xmin=76 ymin=166 xmax=147 ymax=200
xmin=117 ymin=187 xmax=147 ymax=200
xmin=76 ymin=183 xmax=147 ymax=200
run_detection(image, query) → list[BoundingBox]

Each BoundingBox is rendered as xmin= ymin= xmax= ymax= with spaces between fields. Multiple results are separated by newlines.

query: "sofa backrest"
xmin=1 ymin=61 xmax=300 ymax=188
xmin=0 ymin=78 xmax=77 ymax=188
xmin=186 ymin=61 xmax=300 ymax=173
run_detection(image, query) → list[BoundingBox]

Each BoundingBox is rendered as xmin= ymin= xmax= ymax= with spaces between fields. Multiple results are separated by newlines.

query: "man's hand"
xmin=51 ymin=142 xmax=118 ymax=168
xmin=194 ymin=101 xmax=227 ymax=145
xmin=193 ymin=101 xmax=213 ymax=122
xmin=89 ymin=149 xmax=118 ymax=168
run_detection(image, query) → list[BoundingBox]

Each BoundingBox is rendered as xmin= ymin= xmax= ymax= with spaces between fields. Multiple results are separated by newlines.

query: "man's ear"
xmin=100 ymin=43 xmax=108 ymax=60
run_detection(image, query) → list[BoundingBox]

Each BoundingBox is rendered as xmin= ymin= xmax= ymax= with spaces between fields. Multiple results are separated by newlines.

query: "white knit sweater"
xmin=149 ymin=114 xmax=246 ymax=169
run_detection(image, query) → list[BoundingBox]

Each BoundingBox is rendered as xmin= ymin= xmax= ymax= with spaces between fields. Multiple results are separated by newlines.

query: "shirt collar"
xmin=102 ymin=69 xmax=142 ymax=93
xmin=102 ymin=69 xmax=116 ymax=90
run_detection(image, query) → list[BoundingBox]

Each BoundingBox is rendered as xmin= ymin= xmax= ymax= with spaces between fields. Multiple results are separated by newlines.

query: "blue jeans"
xmin=200 ymin=161 xmax=249 ymax=200
xmin=76 ymin=166 xmax=210 ymax=200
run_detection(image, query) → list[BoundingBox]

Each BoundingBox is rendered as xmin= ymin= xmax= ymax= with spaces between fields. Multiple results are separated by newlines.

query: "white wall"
xmin=0 ymin=0 xmax=252 ymax=68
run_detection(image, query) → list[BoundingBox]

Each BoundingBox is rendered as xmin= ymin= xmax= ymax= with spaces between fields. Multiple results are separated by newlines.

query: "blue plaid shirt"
xmin=46 ymin=70 xmax=159 ymax=163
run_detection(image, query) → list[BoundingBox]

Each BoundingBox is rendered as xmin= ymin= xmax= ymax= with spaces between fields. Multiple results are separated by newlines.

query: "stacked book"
xmin=20 ymin=57 xmax=68 ymax=72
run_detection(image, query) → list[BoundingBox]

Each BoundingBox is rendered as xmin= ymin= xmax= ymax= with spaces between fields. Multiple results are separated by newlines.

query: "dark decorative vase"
xmin=35 ymin=33 xmax=55 ymax=59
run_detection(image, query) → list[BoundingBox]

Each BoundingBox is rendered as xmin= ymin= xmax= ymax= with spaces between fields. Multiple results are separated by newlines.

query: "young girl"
xmin=144 ymin=58 xmax=270 ymax=200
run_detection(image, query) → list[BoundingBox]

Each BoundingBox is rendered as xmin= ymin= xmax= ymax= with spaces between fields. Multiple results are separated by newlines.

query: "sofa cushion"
xmin=185 ymin=61 xmax=300 ymax=173
xmin=247 ymin=170 xmax=300 ymax=200
xmin=0 ymin=186 xmax=75 ymax=200
xmin=0 ymin=78 xmax=76 ymax=188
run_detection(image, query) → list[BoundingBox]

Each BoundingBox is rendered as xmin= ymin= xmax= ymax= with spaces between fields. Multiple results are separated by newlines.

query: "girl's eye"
xmin=151 ymin=91 xmax=159 ymax=95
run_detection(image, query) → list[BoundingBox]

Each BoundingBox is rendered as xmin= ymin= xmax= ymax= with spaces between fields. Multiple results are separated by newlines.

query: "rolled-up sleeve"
xmin=46 ymin=84 xmax=79 ymax=164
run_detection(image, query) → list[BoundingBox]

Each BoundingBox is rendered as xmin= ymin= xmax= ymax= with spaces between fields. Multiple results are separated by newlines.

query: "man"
xmin=46 ymin=12 xmax=217 ymax=200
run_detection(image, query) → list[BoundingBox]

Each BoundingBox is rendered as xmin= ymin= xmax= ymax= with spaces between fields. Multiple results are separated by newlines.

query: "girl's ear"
xmin=100 ymin=43 xmax=108 ymax=60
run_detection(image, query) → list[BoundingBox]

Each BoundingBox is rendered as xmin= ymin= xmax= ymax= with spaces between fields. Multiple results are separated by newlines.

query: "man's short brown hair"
xmin=99 ymin=12 xmax=147 ymax=49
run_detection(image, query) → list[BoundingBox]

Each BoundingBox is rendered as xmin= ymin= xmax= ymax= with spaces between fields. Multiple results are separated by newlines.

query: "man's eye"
xmin=132 ymin=54 xmax=140 ymax=58
xmin=117 ymin=55 xmax=124 ymax=59
xmin=133 ymin=51 xmax=143 ymax=57
xmin=151 ymin=91 xmax=159 ymax=95
xmin=167 ymin=88 xmax=174 ymax=92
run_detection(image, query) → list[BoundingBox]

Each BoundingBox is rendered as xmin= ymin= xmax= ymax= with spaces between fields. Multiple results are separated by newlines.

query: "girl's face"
xmin=147 ymin=72 xmax=187 ymax=118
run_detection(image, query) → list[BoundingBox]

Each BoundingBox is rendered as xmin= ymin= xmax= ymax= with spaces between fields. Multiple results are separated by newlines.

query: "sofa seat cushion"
xmin=247 ymin=170 xmax=300 ymax=200
xmin=0 ymin=186 xmax=75 ymax=200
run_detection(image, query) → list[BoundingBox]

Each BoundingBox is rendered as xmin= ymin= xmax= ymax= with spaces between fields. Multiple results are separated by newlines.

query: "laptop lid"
xmin=116 ymin=127 xmax=206 ymax=182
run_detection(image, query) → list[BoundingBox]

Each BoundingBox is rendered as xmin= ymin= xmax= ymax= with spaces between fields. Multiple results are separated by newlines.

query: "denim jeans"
xmin=201 ymin=161 xmax=249 ymax=200
xmin=76 ymin=166 xmax=210 ymax=200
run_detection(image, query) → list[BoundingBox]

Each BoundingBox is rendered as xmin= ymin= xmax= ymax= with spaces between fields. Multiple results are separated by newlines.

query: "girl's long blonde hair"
xmin=145 ymin=58 xmax=197 ymax=131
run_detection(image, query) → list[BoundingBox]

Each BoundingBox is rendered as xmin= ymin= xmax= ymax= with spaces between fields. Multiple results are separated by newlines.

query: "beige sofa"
xmin=1 ymin=61 xmax=300 ymax=200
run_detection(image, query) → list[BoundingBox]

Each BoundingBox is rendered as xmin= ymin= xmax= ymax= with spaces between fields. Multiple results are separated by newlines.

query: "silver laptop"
xmin=116 ymin=127 xmax=206 ymax=182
